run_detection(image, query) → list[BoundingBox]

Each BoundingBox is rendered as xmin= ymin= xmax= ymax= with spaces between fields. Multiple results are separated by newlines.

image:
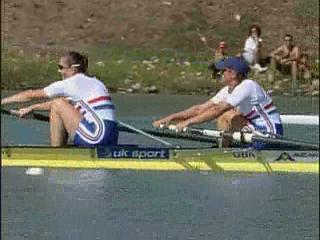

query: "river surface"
xmin=1 ymin=94 xmax=319 ymax=240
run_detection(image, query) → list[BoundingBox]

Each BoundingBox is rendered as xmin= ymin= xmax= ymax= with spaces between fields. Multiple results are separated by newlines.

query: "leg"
xmin=291 ymin=61 xmax=298 ymax=82
xmin=50 ymin=109 xmax=68 ymax=146
xmin=216 ymin=109 xmax=248 ymax=147
xmin=49 ymin=98 xmax=83 ymax=146
xmin=217 ymin=109 xmax=248 ymax=131
xmin=291 ymin=61 xmax=298 ymax=94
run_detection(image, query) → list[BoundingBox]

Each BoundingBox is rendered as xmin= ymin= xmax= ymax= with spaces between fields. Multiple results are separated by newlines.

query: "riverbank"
xmin=2 ymin=45 xmax=319 ymax=96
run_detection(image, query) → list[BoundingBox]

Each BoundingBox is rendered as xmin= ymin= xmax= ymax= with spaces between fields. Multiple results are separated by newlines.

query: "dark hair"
xmin=65 ymin=51 xmax=88 ymax=73
xmin=248 ymin=24 xmax=261 ymax=37
xmin=284 ymin=34 xmax=293 ymax=40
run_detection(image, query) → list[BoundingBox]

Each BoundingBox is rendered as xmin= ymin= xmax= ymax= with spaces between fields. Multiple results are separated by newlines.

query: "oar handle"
xmin=162 ymin=124 xmax=319 ymax=150
xmin=166 ymin=124 xmax=248 ymax=140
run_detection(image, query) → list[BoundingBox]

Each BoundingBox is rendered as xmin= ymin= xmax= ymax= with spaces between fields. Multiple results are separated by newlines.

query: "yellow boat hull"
xmin=1 ymin=146 xmax=319 ymax=174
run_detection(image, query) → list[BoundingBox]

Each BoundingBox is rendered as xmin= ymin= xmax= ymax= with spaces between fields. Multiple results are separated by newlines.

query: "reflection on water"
xmin=1 ymin=94 xmax=319 ymax=146
xmin=1 ymin=94 xmax=319 ymax=240
xmin=1 ymin=169 xmax=319 ymax=240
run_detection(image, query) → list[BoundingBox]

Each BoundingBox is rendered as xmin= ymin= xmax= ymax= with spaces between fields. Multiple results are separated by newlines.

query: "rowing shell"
xmin=1 ymin=146 xmax=319 ymax=174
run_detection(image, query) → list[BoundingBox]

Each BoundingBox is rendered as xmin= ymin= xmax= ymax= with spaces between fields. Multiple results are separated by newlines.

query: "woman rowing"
xmin=153 ymin=56 xmax=283 ymax=148
xmin=1 ymin=51 xmax=118 ymax=147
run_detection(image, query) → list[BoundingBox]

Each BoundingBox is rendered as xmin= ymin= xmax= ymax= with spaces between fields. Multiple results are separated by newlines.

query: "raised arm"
xmin=1 ymin=89 xmax=48 ymax=105
xmin=269 ymin=45 xmax=283 ymax=58
xmin=199 ymin=36 xmax=216 ymax=53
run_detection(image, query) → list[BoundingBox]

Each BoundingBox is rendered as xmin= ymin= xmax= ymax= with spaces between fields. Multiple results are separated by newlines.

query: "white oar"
xmin=118 ymin=121 xmax=174 ymax=147
xmin=280 ymin=114 xmax=319 ymax=125
xmin=163 ymin=124 xmax=319 ymax=150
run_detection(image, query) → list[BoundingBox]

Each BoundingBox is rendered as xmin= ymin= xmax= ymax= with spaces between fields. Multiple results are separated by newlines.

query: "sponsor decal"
xmin=97 ymin=146 xmax=170 ymax=159
xmin=274 ymin=152 xmax=295 ymax=161
xmin=274 ymin=151 xmax=319 ymax=161
xmin=292 ymin=152 xmax=319 ymax=158
xmin=233 ymin=151 xmax=256 ymax=158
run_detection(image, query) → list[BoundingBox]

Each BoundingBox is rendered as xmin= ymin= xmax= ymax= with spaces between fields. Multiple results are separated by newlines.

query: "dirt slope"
xmin=2 ymin=0 xmax=319 ymax=55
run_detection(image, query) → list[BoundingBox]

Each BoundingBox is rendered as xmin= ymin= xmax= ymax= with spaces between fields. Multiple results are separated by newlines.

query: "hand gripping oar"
xmin=1 ymin=108 xmax=176 ymax=147
xmin=164 ymin=125 xmax=319 ymax=150
xmin=1 ymin=108 xmax=50 ymax=121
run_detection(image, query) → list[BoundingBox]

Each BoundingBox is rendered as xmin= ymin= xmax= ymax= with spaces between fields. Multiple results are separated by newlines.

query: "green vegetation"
xmin=1 ymin=45 xmax=318 ymax=96
xmin=2 ymin=45 xmax=215 ymax=94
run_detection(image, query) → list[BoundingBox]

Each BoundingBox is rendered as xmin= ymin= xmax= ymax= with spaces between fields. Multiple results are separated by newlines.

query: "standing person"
xmin=200 ymin=37 xmax=228 ymax=77
xmin=200 ymin=37 xmax=228 ymax=62
xmin=269 ymin=34 xmax=310 ymax=82
xmin=1 ymin=51 xmax=118 ymax=147
xmin=241 ymin=25 xmax=267 ymax=73
xmin=153 ymin=57 xmax=283 ymax=148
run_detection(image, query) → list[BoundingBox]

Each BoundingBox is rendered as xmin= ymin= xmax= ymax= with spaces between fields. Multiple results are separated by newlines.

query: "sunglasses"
xmin=57 ymin=64 xmax=81 ymax=70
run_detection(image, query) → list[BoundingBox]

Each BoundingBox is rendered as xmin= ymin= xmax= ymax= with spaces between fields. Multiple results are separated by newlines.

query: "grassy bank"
xmin=1 ymin=45 xmax=319 ymax=96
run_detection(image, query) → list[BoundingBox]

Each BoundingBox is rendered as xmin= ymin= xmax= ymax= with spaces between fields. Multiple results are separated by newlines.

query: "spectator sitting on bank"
xmin=298 ymin=53 xmax=311 ymax=79
xmin=240 ymin=24 xmax=267 ymax=73
xmin=269 ymin=34 xmax=311 ymax=81
xmin=200 ymin=37 xmax=228 ymax=77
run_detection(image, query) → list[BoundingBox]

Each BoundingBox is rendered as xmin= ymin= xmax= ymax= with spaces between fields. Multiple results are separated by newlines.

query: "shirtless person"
xmin=270 ymin=34 xmax=309 ymax=81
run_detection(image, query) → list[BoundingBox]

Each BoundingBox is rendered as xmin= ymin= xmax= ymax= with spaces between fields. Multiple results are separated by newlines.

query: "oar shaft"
xmin=118 ymin=121 xmax=174 ymax=147
xmin=2 ymin=109 xmax=214 ymax=143
xmin=166 ymin=125 xmax=319 ymax=150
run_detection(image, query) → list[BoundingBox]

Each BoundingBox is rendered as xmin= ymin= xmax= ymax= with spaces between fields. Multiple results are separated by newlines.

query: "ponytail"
xmin=65 ymin=51 xmax=88 ymax=73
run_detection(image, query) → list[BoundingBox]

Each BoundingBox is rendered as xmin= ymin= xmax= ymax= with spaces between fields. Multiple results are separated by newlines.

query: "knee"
xmin=217 ymin=109 xmax=247 ymax=131
xmin=50 ymin=98 xmax=68 ymax=113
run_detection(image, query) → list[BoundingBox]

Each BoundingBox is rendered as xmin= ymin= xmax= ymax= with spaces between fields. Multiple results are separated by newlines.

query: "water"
xmin=1 ymin=94 xmax=319 ymax=240
xmin=2 ymin=169 xmax=319 ymax=240
xmin=1 ymin=94 xmax=319 ymax=146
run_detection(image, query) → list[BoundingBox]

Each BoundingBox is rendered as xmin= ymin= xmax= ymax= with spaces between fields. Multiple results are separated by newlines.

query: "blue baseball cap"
xmin=214 ymin=57 xmax=249 ymax=75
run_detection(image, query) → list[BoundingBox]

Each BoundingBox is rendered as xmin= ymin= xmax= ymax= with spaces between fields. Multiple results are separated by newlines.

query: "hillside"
xmin=2 ymin=0 xmax=319 ymax=55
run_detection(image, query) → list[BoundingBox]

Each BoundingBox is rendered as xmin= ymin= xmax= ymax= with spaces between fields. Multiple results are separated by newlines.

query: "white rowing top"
xmin=242 ymin=36 xmax=259 ymax=65
xmin=210 ymin=79 xmax=281 ymax=134
xmin=210 ymin=80 xmax=276 ymax=114
xmin=43 ymin=73 xmax=116 ymax=122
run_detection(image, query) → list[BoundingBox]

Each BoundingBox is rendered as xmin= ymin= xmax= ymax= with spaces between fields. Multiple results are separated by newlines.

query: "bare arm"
xmin=1 ymin=89 xmax=48 ymax=105
xmin=269 ymin=46 xmax=283 ymax=57
xmin=199 ymin=36 xmax=216 ymax=53
xmin=153 ymin=100 xmax=215 ymax=127
xmin=175 ymin=102 xmax=233 ymax=131
xmin=287 ymin=46 xmax=301 ymax=61
xmin=10 ymin=100 xmax=53 ymax=118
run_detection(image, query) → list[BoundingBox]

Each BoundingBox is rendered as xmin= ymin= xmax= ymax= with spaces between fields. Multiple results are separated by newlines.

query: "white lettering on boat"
xmin=233 ymin=151 xmax=256 ymax=158
xmin=292 ymin=152 xmax=319 ymax=158
xmin=109 ymin=147 xmax=170 ymax=159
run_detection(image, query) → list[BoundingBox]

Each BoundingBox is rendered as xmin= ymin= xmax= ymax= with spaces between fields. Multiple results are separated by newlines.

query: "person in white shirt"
xmin=153 ymin=57 xmax=283 ymax=148
xmin=241 ymin=25 xmax=267 ymax=73
xmin=1 ymin=51 xmax=118 ymax=147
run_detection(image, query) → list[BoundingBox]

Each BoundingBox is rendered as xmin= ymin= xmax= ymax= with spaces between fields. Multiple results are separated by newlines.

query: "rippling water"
xmin=1 ymin=94 xmax=319 ymax=240
xmin=2 ymin=169 xmax=319 ymax=240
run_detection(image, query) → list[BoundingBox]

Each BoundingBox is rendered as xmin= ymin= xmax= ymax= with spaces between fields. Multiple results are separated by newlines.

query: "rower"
xmin=1 ymin=51 xmax=118 ymax=147
xmin=153 ymin=56 xmax=283 ymax=149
